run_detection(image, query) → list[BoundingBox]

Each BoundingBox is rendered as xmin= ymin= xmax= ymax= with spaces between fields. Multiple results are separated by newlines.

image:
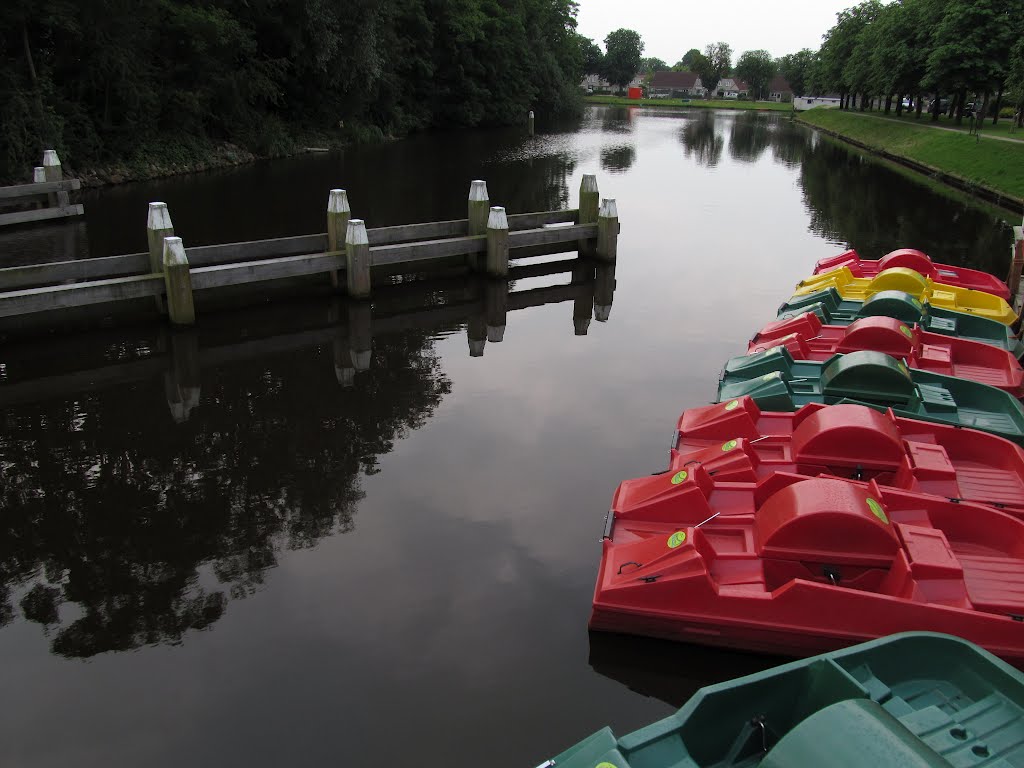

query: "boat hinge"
xmin=602 ymin=509 xmax=616 ymax=540
xmin=638 ymin=575 xmax=660 ymax=583
xmin=1011 ymin=614 xmax=1024 ymax=622
xmin=948 ymin=497 xmax=962 ymax=504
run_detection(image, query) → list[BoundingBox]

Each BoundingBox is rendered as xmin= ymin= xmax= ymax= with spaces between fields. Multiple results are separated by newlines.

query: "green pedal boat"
xmin=717 ymin=348 xmax=1024 ymax=444
xmin=778 ymin=289 xmax=1024 ymax=360
xmin=536 ymin=632 xmax=1024 ymax=768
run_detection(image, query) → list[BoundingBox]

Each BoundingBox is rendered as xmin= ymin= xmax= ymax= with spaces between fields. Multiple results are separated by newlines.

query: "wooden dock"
xmin=0 ymin=175 xmax=618 ymax=328
xmin=0 ymin=150 xmax=84 ymax=227
xmin=0 ymin=255 xmax=616 ymax=421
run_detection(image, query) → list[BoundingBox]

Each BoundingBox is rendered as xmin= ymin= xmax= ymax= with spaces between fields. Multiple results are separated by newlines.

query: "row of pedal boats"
xmin=535 ymin=249 xmax=1024 ymax=767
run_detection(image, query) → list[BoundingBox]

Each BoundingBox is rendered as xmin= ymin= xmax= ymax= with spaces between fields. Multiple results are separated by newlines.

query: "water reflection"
xmin=0 ymin=256 xmax=615 ymax=657
xmin=600 ymin=145 xmax=637 ymax=174
xmin=728 ymin=112 xmax=773 ymax=163
xmin=679 ymin=111 xmax=724 ymax=168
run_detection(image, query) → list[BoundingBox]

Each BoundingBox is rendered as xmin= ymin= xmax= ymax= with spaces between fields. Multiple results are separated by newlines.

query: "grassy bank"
xmin=585 ymin=95 xmax=792 ymax=112
xmin=797 ymin=108 xmax=1024 ymax=205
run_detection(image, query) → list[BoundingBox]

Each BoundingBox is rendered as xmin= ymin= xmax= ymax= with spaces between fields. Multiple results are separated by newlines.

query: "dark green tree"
xmin=580 ymin=36 xmax=604 ymax=75
xmin=778 ymin=49 xmax=816 ymax=97
xmin=735 ymin=49 xmax=776 ymax=100
xmin=601 ymin=28 xmax=645 ymax=91
xmin=676 ymin=48 xmax=703 ymax=70
xmin=695 ymin=42 xmax=732 ymax=97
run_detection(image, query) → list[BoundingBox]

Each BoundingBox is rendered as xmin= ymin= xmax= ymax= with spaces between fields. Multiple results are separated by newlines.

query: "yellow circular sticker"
xmin=762 ymin=371 xmax=780 ymax=381
xmin=596 ymin=763 xmax=619 ymax=768
xmin=866 ymin=497 xmax=889 ymax=524
xmin=667 ymin=531 xmax=687 ymax=548
xmin=722 ymin=439 xmax=738 ymax=452
xmin=899 ymin=324 xmax=913 ymax=338
xmin=670 ymin=470 xmax=688 ymax=485
xmin=725 ymin=400 xmax=740 ymax=411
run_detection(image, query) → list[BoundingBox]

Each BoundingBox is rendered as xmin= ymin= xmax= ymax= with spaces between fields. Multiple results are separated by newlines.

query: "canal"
xmin=0 ymin=106 xmax=1016 ymax=767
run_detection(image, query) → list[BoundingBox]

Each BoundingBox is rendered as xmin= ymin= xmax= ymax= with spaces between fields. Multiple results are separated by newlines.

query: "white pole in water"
xmin=327 ymin=189 xmax=351 ymax=288
xmin=147 ymin=202 xmax=174 ymax=313
xmin=162 ymin=236 xmax=195 ymax=325
xmin=485 ymin=206 xmax=509 ymax=277
xmin=596 ymin=198 xmax=619 ymax=261
xmin=345 ymin=219 xmax=371 ymax=298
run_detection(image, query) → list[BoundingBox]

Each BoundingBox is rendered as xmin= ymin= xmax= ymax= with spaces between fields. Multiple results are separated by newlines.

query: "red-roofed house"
xmin=648 ymin=71 xmax=706 ymax=99
xmin=769 ymin=75 xmax=794 ymax=102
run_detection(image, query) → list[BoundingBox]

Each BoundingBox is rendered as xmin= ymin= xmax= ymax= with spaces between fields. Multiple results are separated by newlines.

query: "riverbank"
xmin=797 ymin=108 xmax=1024 ymax=209
xmin=584 ymin=95 xmax=792 ymax=112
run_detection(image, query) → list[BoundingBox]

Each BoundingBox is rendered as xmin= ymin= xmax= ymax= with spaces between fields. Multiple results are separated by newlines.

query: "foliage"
xmin=695 ymin=42 xmax=733 ymax=97
xmin=676 ymin=48 xmax=703 ymax=70
xmin=778 ymin=49 xmax=816 ymax=97
xmin=736 ymin=50 xmax=776 ymax=100
xmin=0 ymin=0 xmax=589 ymax=180
xmin=601 ymin=28 xmax=645 ymax=90
xmin=640 ymin=57 xmax=669 ymax=73
xmin=580 ymin=36 xmax=604 ymax=75
xmin=583 ymin=95 xmax=792 ymax=111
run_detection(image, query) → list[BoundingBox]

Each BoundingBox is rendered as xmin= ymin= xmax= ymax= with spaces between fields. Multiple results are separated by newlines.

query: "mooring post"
xmin=486 ymin=206 xmax=509 ymax=277
xmin=162 ymin=237 xmax=196 ymax=325
xmin=594 ymin=263 xmax=617 ymax=322
xmin=579 ymin=174 xmax=599 ymax=255
xmin=572 ymin=261 xmax=595 ymax=335
xmin=348 ymin=300 xmax=373 ymax=371
xmin=1008 ymin=225 xmax=1024 ymax=302
xmin=147 ymin=202 xmax=174 ymax=313
xmin=345 ymin=219 xmax=371 ymax=298
xmin=468 ymin=180 xmax=489 ymax=271
xmin=528 ymin=110 xmax=535 ymax=136
xmin=485 ymin=279 xmax=508 ymax=342
xmin=596 ymin=198 xmax=619 ymax=262
xmin=32 ymin=167 xmax=45 ymax=209
xmin=42 ymin=150 xmax=67 ymax=208
xmin=327 ymin=189 xmax=351 ymax=289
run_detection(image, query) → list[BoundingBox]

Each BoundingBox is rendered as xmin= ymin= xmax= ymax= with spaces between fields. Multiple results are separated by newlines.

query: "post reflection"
xmin=0 ymin=252 xmax=616 ymax=658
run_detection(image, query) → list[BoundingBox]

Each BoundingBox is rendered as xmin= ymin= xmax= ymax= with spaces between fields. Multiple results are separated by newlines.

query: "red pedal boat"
xmin=670 ymin=396 xmax=1024 ymax=514
xmin=591 ymin=467 xmax=1024 ymax=662
xmin=748 ymin=313 xmax=1024 ymax=397
xmin=814 ymin=249 xmax=1010 ymax=300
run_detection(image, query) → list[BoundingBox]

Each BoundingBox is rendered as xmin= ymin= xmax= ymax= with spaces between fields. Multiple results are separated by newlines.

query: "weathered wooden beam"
xmin=508 ymin=223 xmax=596 ymax=248
xmin=0 ymin=179 xmax=81 ymax=200
xmin=486 ymin=207 xmax=509 ymax=277
xmin=468 ymin=180 xmax=489 ymax=271
xmin=163 ymin=237 xmax=195 ymax=325
xmin=189 ymin=251 xmax=346 ymax=290
xmin=327 ymin=189 xmax=350 ymax=288
xmin=0 ymin=205 xmax=84 ymax=227
xmin=147 ymin=202 xmax=173 ymax=313
xmin=371 ymin=235 xmax=486 ymax=266
xmin=346 ymin=219 xmax=371 ymax=298
xmin=43 ymin=149 xmax=65 ymax=207
xmin=188 ymin=234 xmax=327 ymax=266
xmin=0 ymin=273 xmax=163 ymax=318
xmin=507 ymin=209 xmax=578 ymax=229
xmin=578 ymin=174 xmax=599 ymax=256
xmin=596 ymin=199 xmax=619 ymax=261
xmin=0 ymin=253 xmax=149 ymax=291
xmin=369 ymin=219 xmax=467 ymax=245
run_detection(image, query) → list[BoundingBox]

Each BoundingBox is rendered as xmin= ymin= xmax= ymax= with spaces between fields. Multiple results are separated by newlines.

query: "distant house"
xmin=714 ymin=77 xmax=749 ymax=99
xmin=648 ymin=71 xmax=706 ymax=99
xmin=768 ymin=75 xmax=793 ymax=102
xmin=581 ymin=73 xmax=644 ymax=94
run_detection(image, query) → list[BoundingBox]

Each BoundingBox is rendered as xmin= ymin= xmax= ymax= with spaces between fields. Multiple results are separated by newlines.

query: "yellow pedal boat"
xmin=792 ymin=266 xmax=1018 ymax=325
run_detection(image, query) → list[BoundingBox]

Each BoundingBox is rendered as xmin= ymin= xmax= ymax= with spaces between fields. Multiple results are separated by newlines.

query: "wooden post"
xmin=572 ymin=261 xmax=595 ymax=335
xmin=348 ymin=300 xmax=373 ymax=371
xmin=32 ymin=167 xmax=45 ymax=209
xmin=162 ymin=237 xmax=195 ymax=325
xmin=594 ymin=263 xmax=617 ymax=322
xmin=485 ymin=206 xmax=509 ymax=277
xmin=596 ymin=198 xmax=619 ymax=262
xmin=528 ymin=110 xmax=535 ymax=136
xmin=468 ymin=315 xmax=487 ymax=357
xmin=147 ymin=202 xmax=173 ymax=313
xmin=485 ymin=279 xmax=508 ymax=342
xmin=43 ymin=150 xmax=67 ymax=208
xmin=345 ymin=219 xmax=371 ymax=298
xmin=579 ymin=174 xmax=599 ymax=255
xmin=468 ymin=180 xmax=489 ymax=272
xmin=327 ymin=189 xmax=350 ymax=289
xmin=1008 ymin=225 xmax=1024 ymax=301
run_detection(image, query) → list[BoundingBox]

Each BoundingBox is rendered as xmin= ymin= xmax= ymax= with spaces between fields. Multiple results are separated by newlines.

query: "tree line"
xmin=0 ymin=0 xmax=587 ymax=180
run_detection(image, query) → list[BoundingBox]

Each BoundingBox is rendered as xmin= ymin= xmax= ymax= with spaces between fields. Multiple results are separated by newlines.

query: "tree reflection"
xmin=770 ymin=121 xmax=813 ymax=167
xmin=600 ymin=144 xmax=636 ymax=173
xmin=727 ymin=112 xmax=773 ymax=163
xmin=797 ymin=134 xmax=1014 ymax=274
xmin=679 ymin=112 xmax=724 ymax=168
xmin=0 ymin=330 xmax=451 ymax=657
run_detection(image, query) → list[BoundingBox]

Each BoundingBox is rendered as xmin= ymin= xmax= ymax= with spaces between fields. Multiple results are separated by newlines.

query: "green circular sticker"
xmin=910 ymin=297 xmax=922 ymax=309
xmin=667 ymin=531 xmax=687 ymax=548
xmin=670 ymin=470 xmax=688 ymax=485
xmin=899 ymin=324 xmax=913 ymax=338
xmin=722 ymin=439 xmax=738 ymax=452
xmin=762 ymin=371 xmax=780 ymax=381
xmin=596 ymin=763 xmax=618 ymax=768
xmin=725 ymin=400 xmax=740 ymax=411
xmin=866 ymin=497 xmax=889 ymax=524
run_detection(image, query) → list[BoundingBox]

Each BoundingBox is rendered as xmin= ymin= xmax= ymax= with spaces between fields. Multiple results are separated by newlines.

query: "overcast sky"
xmin=576 ymin=0 xmax=855 ymax=63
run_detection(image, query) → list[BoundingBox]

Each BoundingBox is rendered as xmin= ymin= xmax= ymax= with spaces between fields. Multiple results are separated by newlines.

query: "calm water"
xmin=0 ymin=106 xmax=1016 ymax=767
